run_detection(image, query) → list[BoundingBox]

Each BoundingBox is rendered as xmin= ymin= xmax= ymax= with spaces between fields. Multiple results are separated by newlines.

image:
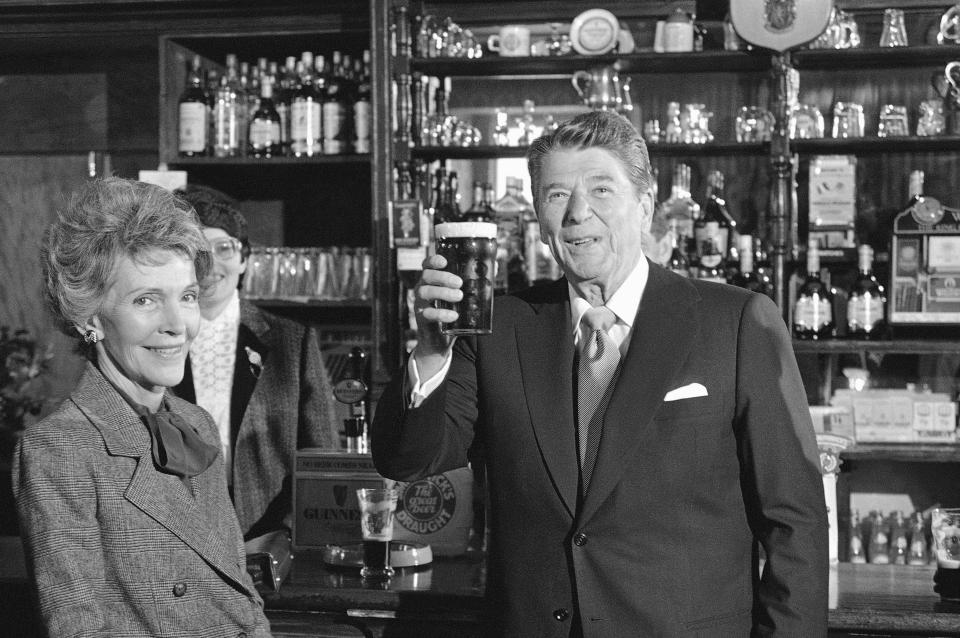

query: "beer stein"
xmin=571 ymin=65 xmax=624 ymax=112
xmin=938 ymin=3 xmax=960 ymax=45
xmin=831 ymin=102 xmax=864 ymax=138
xmin=877 ymin=105 xmax=909 ymax=137
xmin=735 ymin=106 xmax=774 ymax=142
xmin=879 ymin=9 xmax=908 ymax=47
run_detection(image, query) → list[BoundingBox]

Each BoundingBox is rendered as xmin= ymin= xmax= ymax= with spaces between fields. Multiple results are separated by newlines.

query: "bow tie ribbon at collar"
xmin=134 ymin=405 xmax=219 ymax=479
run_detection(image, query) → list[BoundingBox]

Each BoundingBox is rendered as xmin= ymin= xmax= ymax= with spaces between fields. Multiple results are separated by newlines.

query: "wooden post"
xmin=769 ymin=51 xmax=794 ymax=315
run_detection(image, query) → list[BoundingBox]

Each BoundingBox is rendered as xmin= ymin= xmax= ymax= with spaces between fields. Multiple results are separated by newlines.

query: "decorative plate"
xmin=570 ymin=8 xmax=620 ymax=56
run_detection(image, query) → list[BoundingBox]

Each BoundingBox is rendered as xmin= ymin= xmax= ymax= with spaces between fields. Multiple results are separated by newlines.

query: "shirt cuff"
xmin=407 ymin=349 xmax=453 ymax=408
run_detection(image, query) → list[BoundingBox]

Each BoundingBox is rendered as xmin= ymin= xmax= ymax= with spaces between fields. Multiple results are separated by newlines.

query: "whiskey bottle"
xmin=352 ymin=50 xmax=372 ymax=154
xmin=658 ymin=163 xmax=700 ymax=256
xmin=753 ymin=236 xmax=775 ymax=297
xmin=322 ymin=50 xmax=351 ymax=155
xmin=290 ymin=53 xmax=322 ymax=157
xmin=889 ymin=511 xmax=908 ymax=565
xmin=178 ymin=54 xmax=209 ymax=157
xmin=463 ymin=181 xmax=494 ymax=222
xmin=868 ymin=511 xmax=890 ymax=564
xmin=491 ymin=177 xmax=532 ymax=293
xmin=847 ymin=244 xmax=886 ymax=339
xmin=694 ymin=170 xmax=736 ymax=264
xmin=276 ymin=56 xmax=298 ymax=155
xmin=848 ymin=511 xmax=866 ymax=563
xmin=248 ymin=78 xmax=282 ymax=158
xmin=732 ymin=234 xmax=770 ymax=294
xmin=793 ymin=238 xmax=835 ymax=340
xmin=666 ymin=219 xmax=690 ymax=278
xmin=212 ymin=54 xmax=246 ymax=157
xmin=907 ymin=511 xmax=929 ymax=566
xmin=695 ymin=225 xmax=726 ymax=283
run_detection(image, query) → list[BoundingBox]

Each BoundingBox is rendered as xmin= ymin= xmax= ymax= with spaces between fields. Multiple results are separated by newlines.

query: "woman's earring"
xmin=83 ymin=329 xmax=99 ymax=345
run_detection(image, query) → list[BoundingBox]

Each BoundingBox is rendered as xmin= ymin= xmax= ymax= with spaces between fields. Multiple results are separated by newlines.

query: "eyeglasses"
xmin=208 ymin=237 xmax=242 ymax=260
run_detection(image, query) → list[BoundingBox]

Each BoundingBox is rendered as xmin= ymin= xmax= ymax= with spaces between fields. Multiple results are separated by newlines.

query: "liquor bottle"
xmin=666 ymin=219 xmax=690 ymax=278
xmin=695 ymin=225 xmax=726 ymax=283
xmin=889 ymin=511 xmax=908 ymax=565
xmin=753 ymin=236 xmax=775 ymax=298
xmin=905 ymin=169 xmax=926 ymax=214
xmin=290 ymin=53 xmax=322 ymax=157
xmin=868 ymin=511 xmax=890 ymax=564
xmin=352 ymin=50 xmax=372 ymax=154
xmin=433 ymin=168 xmax=461 ymax=226
xmin=847 ymin=244 xmax=886 ymax=339
xmin=276 ymin=56 xmax=298 ymax=156
xmin=212 ymin=54 xmax=246 ymax=158
xmin=178 ymin=54 xmax=209 ymax=157
xmin=248 ymin=78 xmax=282 ymax=158
xmin=907 ymin=511 xmax=929 ymax=566
xmin=658 ymin=164 xmax=700 ymax=256
xmin=849 ymin=511 xmax=866 ymax=563
xmin=323 ymin=50 xmax=351 ymax=154
xmin=694 ymin=170 xmax=736 ymax=265
xmin=793 ymin=237 xmax=835 ymax=340
xmin=493 ymin=110 xmax=510 ymax=146
xmin=732 ymin=234 xmax=771 ymax=294
xmin=491 ymin=177 xmax=532 ymax=293
xmin=463 ymin=181 xmax=494 ymax=222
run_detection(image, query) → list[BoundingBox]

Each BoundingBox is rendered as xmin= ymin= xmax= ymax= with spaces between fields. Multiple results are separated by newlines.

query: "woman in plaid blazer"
xmin=13 ymin=178 xmax=271 ymax=637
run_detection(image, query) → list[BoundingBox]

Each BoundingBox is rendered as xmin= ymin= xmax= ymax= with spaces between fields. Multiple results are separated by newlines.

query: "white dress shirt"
xmin=408 ymin=258 xmax=650 ymax=406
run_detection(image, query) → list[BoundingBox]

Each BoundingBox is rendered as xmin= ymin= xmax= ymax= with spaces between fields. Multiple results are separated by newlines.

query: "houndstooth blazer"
xmin=13 ymin=362 xmax=272 ymax=638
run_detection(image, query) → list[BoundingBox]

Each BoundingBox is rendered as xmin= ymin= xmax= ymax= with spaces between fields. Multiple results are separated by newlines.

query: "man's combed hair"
xmin=41 ymin=177 xmax=211 ymax=338
xmin=526 ymin=110 xmax=653 ymax=211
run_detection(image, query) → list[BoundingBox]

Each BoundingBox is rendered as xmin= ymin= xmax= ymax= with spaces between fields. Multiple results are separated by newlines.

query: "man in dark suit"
xmin=174 ymin=184 xmax=339 ymax=539
xmin=371 ymin=111 xmax=828 ymax=637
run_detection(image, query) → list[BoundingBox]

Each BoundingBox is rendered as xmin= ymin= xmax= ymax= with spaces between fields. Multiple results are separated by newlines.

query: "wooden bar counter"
xmin=2 ymin=535 xmax=959 ymax=637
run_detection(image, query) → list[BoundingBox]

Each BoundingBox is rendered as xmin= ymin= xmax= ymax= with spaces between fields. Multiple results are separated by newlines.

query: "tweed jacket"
xmin=13 ymin=362 xmax=271 ymax=638
xmin=372 ymin=262 xmax=829 ymax=637
xmin=175 ymin=300 xmax=338 ymax=539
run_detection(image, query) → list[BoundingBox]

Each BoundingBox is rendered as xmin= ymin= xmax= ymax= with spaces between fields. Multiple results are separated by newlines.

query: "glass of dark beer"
xmin=356 ymin=487 xmax=399 ymax=580
xmin=434 ymin=221 xmax=498 ymax=335
xmin=932 ymin=508 xmax=960 ymax=602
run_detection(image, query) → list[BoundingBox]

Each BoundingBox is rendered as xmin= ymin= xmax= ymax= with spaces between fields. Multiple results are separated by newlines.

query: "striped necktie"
xmin=577 ymin=306 xmax=620 ymax=473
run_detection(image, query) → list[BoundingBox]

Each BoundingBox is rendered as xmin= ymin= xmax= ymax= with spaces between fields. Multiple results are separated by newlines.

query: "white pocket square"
xmin=663 ymin=383 xmax=708 ymax=402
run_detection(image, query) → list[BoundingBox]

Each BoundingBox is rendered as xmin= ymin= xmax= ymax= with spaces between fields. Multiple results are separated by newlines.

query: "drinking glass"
xmin=356 ymin=488 xmax=399 ymax=580
xmin=434 ymin=222 xmax=498 ymax=335
xmin=932 ymin=508 xmax=960 ymax=602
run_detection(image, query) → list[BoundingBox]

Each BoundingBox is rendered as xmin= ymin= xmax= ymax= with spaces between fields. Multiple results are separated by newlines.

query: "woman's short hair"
xmin=176 ymin=183 xmax=250 ymax=261
xmin=526 ymin=110 xmax=653 ymax=212
xmin=41 ymin=177 xmax=212 ymax=338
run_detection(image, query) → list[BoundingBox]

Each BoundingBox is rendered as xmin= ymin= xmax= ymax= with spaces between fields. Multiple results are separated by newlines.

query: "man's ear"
xmin=638 ymin=190 xmax=654 ymax=235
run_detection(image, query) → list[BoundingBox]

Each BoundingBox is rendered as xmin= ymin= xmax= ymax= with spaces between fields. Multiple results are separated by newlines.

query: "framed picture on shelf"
xmin=389 ymin=200 xmax=423 ymax=249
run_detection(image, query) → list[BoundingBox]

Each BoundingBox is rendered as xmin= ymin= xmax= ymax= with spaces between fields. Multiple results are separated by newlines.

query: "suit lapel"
xmin=229 ymin=300 xmax=272 ymax=454
xmin=74 ymin=364 xmax=250 ymax=592
xmin=517 ymin=279 xmax=578 ymax=518
xmin=578 ymin=263 xmax=700 ymax=524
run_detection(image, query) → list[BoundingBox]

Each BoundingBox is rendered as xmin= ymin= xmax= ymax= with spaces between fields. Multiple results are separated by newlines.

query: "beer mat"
xmin=321 ymin=541 xmax=433 ymax=568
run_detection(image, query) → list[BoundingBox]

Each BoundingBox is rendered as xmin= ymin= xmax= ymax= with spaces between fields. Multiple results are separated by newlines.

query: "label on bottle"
xmin=291 ymin=100 xmax=321 ymax=154
xmin=249 ymin=119 xmax=281 ymax=148
xmin=847 ymin=295 xmax=884 ymax=332
xmin=354 ymin=101 xmax=371 ymax=153
xmin=323 ymin=102 xmax=348 ymax=154
xmin=178 ymin=102 xmax=208 ymax=153
xmin=794 ymin=296 xmax=832 ymax=331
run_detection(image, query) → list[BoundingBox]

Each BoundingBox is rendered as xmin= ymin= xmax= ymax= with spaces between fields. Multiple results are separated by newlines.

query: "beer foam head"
xmin=435 ymin=222 xmax=498 ymax=239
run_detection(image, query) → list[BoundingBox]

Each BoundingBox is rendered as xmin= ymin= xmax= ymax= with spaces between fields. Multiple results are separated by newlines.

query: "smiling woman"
xmin=13 ymin=177 xmax=271 ymax=638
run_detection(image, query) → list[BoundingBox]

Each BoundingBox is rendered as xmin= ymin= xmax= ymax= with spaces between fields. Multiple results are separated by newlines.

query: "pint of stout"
xmin=932 ymin=508 xmax=960 ymax=602
xmin=356 ymin=488 xmax=399 ymax=580
xmin=434 ymin=222 xmax=498 ymax=335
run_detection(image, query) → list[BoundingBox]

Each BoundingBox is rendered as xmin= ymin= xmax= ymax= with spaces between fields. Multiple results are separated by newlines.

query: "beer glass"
xmin=434 ymin=222 xmax=498 ymax=335
xmin=932 ymin=507 xmax=960 ymax=602
xmin=356 ymin=488 xmax=399 ymax=580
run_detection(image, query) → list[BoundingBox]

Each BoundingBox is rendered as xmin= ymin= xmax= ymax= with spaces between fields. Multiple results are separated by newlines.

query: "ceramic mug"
xmin=487 ymin=25 xmax=531 ymax=57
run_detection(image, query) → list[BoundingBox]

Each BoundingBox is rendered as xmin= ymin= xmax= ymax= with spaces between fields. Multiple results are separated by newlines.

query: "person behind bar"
xmin=371 ymin=111 xmax=828 ymax=637
xmin=14 ymin=177 xmax=270 ymax=637
xmin=173 ymin=183 xmax=339 ymax=540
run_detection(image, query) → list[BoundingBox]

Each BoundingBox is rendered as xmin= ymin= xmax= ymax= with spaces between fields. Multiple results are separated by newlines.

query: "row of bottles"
xmin=792 ymin=240 xmax=886 ymax=340
xmin=848 ymin=510 xmax=931 ymax=565
xmin=177 ymin=49 xmax=371 ymax=159
xmin=409 ymin=163 xmax=560 ymax=294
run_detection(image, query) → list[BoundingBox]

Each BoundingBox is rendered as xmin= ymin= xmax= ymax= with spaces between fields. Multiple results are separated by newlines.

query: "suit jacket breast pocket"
xmin=653 ymin=393 xmax=721 ymax=422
